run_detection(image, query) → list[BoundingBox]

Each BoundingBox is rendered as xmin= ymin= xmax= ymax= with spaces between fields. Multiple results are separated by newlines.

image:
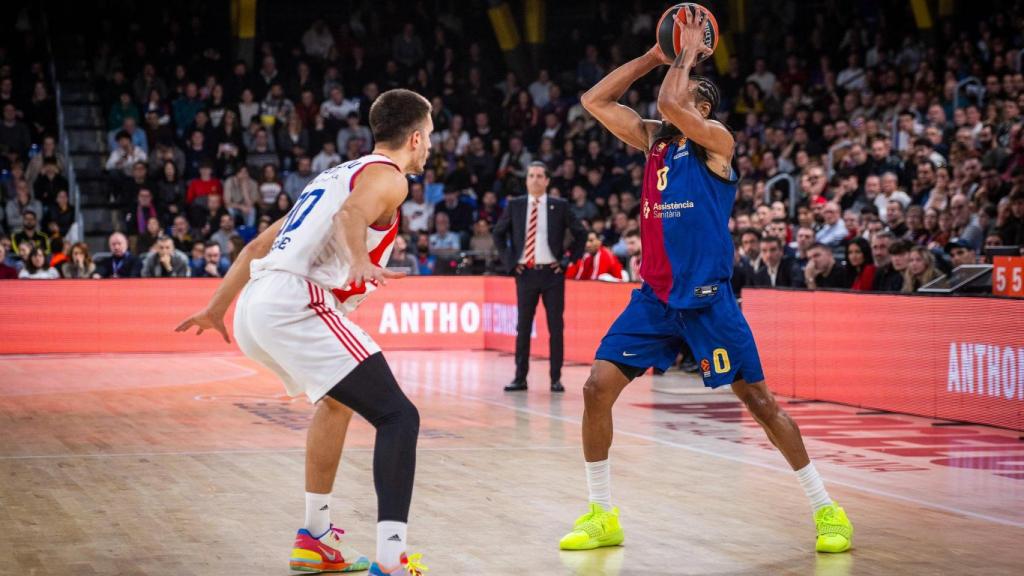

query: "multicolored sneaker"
xmin=368 ymin=553 xmax=428 ymax=575
xmin=289 ymin=525 xmax=370 ymax=572
xmin=558 ymin=503 xmax=625 ymax=550
xmin=814 ymin=502 xmax=853 ymax=553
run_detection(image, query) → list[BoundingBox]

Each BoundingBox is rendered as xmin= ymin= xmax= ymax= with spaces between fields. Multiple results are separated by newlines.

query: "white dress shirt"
xmin=520 ymin=194 xmax=556 ymax=265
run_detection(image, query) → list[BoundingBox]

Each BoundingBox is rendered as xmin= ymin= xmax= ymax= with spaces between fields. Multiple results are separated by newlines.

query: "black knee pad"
xmin=325 ymin=352 xmax=417 ymax=430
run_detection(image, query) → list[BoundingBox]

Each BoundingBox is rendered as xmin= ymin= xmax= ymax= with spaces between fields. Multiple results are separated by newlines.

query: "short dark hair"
xmin=528 ymin=161 xmax=550 ymax=178
xmin=624 ymin=229 xmax=640 ymax=239
xmin=760 ymin=235 xmax=782 ymax=248
xmin=116 ymin=130 xmax=131 ymax=141
xmin=369 ymin=89 xmax=431 ymax=148
xmin=808 ymin=242 xmax=830 ymax=253
xmin=889 ymin=239 xmax=913 ymax=255
xmin=739 ymin=228 xmax=760 ymax=241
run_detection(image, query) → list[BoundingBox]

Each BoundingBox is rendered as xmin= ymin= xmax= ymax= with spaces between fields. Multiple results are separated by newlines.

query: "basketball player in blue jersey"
xmin=558 ymin=7 xmax=853 ymax=554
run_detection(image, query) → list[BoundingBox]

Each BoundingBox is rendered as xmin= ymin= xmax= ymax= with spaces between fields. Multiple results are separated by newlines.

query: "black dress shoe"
xmin=550 ymin=381 xmax=565 ymax=393
xmin=504 ymin=380 xmax=528 ymax=391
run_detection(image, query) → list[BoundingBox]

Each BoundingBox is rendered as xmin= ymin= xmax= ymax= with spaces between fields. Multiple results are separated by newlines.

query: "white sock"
xmin=377 ymin=520 xmax=407 ymax=567
xmin=304 ymin=492 xmax=331 ymax=537
xmin=586 ymin=459 xmax=611 ymax=510
xmin=795 ymin=462 xmax=832 ymax=511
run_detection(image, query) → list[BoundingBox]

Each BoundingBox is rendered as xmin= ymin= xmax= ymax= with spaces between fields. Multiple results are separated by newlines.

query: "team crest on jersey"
xmin=656 ymin=142 xmax=666 ymax=153
xmin=700 ymin=358 xmax=711 ymax=378
xmin=643 ymin=199 xmax=651 ymax=219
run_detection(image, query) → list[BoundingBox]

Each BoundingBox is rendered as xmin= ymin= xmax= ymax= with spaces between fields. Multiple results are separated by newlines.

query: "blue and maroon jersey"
xmin=638 ymin=135 xmax=737 ymax=309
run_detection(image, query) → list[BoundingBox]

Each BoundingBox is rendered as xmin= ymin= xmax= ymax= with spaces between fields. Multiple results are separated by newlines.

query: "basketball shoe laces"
xmin=815 ymin=506 xmax=851 ymax=539
xmin=575 ymin=510 xmax=607 ymax=539
xmin=400 ymin=552 xmax=428 ymax=574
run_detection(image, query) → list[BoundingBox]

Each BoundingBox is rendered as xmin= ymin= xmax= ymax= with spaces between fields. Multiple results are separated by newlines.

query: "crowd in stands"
xmin=2 ymin=1 xmax=1023 ymax=293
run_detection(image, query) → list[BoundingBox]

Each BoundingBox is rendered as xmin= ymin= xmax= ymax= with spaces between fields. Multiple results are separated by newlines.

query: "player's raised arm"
xmin=580 ymin=46 xmax=669 ymax=152
xmin=336 ymin=164 xmax=409 ymax=288
xmin=657 ymin=6 xmax=734 ymax=165
xmin=175 ymin=216 xmax=285 ymax=342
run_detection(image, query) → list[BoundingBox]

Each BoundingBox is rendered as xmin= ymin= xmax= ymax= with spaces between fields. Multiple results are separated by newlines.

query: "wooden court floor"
xmin=1 ymin=350 xmax=1023 ymax=575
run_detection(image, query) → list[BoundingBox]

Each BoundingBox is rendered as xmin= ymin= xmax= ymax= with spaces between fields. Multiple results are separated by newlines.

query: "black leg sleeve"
xmin=325 ymin=353 xmax=419 ymax=522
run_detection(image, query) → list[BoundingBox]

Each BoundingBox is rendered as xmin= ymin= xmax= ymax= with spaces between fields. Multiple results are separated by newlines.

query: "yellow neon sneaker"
xmin=368 ymin=552 xmax=427 ymax=575
xmin=558 ymin=503 xmax=624 ymax=550
xmin=814 ymin=502 xmax=853 ymax=553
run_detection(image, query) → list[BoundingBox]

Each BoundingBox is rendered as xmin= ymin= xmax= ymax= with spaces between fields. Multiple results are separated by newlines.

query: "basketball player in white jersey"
xmin=177 ymin=89 xmax=430 ymax=575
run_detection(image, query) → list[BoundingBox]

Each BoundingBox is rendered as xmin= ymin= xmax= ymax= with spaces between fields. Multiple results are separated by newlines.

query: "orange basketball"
xmin=656 ymin=3 xmax=719 ymax=63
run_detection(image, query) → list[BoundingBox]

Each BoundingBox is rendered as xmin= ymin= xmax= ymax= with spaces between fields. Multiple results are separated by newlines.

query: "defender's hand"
xmin=345 ymin=261 xmax=406 ymax=290
xmin=175 ymin=307 xmax=230 ymax=343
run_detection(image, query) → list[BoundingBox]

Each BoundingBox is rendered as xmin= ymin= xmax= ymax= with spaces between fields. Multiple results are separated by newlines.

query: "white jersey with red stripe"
xmin=249 ymin=154 xmax=402 ymax=314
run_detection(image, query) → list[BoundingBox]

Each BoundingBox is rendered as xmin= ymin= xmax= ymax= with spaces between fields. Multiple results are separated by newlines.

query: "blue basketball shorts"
xmin=594 ymin=283 xmax=765 ymax=388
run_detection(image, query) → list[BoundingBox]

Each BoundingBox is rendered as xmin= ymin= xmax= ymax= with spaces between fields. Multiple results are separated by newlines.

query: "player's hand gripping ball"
xmin=657 ymin=3 xmax=719 ymax=62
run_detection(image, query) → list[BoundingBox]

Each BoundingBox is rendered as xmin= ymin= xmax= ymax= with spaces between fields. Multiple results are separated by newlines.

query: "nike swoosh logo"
xmin=622 ymin=352 xmax=637 ymax=357
xmin=318 ymin=546 xmax=338 ymax=562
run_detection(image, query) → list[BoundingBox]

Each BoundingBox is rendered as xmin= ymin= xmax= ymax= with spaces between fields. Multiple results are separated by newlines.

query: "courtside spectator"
xmin=209 ymin=213 xmax=241 ymax=255
xmin=106 ymin=131 xmax=147 ymax=176
xmin=25 ymin=135 xmax=65 ymax=188
xmin=194 ymin=242 xmax=230 ymax=278
xmin=816 ymin=202 xmax=848 ymax=247
xmin=12 ymin=210 xmax=50 ymax=255
xmin=845 ymin=237 xmax=876 ymax=291
xmin=186 ymin=162 xmax=223 ymax=206
xmin=18 ymin=247 xmax=59 ymax=279
xmin=804 ymin=242 xmax=850 ymax=289
xmin=401 ymin=182 xmax=433 ymax=234
xmin=93 ymin=232 xmax=139 ymax=278
xmin=0 ymin=243 xmax=18 ymax=279
xmin=903 ymin=246 xmax=943 ymax=292
xmin=0 ymin=103 xmax=31 ymax=159
xmin=140 ymin=236 xmax=191 ymax=277
xmin=434 ymin=188 xmax=474 ymax=235
xmin=257 ymin=164 xmax=283 ymax=213
xmin=61 ymin=242 xmax=96 ymax=279
xmin=46 ymin=189 xmax=75 ymax=238
xmin=386 ymin=235 xmax=419 ymax=275
xmin=566 ymin=231 xmax=626 ymax=282
xmin=428 ymin=212 xmax=461 ymax=256
xmin=136 ymin=216 xmax=163 ymax=254
xmin=283 ymin=156 xmax=315 ymax=200
xmin=223 ymin=165 xmax=258 ymax=228
xmin=752 ymin=236 xmax=795 ymax=288
xmin=739 ymin=228 xmax=762 ymax=272
xmin=5 ymin=180 xmax=43 ymax=233
xmin=946 ymin=239 xmax=978 ymax=268
xmin=311 ymin=140 xmax=341 ymax=173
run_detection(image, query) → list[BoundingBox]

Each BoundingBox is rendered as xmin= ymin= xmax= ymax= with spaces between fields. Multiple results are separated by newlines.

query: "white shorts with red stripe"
xmin=234 ymin=270 xmax=381 ymax=402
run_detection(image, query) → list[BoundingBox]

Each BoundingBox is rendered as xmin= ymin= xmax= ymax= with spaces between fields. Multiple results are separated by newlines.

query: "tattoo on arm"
xmin=671 ymin=48 xmax=690 ymax=69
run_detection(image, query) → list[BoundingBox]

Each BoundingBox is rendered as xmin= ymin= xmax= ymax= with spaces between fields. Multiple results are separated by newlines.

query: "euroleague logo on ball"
xmin=657 ymin=3 xmax=719 ymax=62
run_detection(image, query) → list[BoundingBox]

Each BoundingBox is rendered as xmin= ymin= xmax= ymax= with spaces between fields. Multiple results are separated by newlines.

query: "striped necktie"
xmin=523 ymin=198 xmax=539 ymax=267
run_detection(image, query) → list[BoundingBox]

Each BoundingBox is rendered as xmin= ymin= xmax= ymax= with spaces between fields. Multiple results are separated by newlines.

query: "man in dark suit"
xmin=750 ymin=235 xmax=795 ymax=287
xmin=92 ymin=231 xmax=140 ymax=278
xmin=493 ymin=161 xmax=586 ymax=392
